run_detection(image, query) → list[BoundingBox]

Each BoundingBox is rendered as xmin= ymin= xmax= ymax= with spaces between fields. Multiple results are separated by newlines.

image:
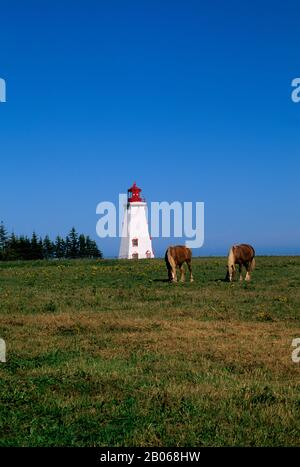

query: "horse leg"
xmin=229 ymin=264 xmax=235 ymax=281
xmin=239 ymin=264 xmax=243 ymax=281
xmin=172 ymin=265 xmax=178 ymax=282
xmin=167 ymin=265 xmax=173 ymax=282
xmin=245 ymin=262 xmax=251 ymax=281
xmin=186 ymin=259 xmax=194 ymax=282
xmin=179 ymin=264 xmax=185 ymax=282
xmin=246 ymin=257 xmax=255 ymax=281
xmin=225 ymin=267 xmax=230 ymax=281
xmin=167 ymin=263 xmax=177 ymax=282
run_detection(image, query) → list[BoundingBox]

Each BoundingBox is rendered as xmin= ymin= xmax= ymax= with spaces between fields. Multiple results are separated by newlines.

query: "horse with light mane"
xmin=165 ymin=245 xmax=194 ymax=283
xmin=226 ymin=244 xmax=256 ymax=282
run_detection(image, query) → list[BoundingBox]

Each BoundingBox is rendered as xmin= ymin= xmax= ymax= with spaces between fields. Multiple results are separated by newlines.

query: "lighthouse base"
xmin=118 ymin=202 xmax=154 ymax=260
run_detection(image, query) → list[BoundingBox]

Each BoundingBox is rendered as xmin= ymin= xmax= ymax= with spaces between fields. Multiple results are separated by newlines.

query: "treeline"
xmin=0 ymin=223 xmax=102 ymax=261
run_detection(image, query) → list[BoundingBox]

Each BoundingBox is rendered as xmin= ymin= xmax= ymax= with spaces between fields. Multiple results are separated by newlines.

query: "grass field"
xmin=0 ymin=256 xmax=300 ymax=447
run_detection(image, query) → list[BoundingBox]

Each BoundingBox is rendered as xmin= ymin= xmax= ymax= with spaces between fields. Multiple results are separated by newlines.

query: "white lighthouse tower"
xmin=119 ymin=182 xmax=154 ymax=259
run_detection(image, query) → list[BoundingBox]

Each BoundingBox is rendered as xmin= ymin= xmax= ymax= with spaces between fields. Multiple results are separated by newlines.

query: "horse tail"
xmin=250 ymin=256 xmax=256 ymax=271
xmin=227 ymin=246 xmax=235 ymax=280
xmin=166 ymin=247 xmax=177 ymax=281
xmin=167 ymin=247 xmax=176 ymax=270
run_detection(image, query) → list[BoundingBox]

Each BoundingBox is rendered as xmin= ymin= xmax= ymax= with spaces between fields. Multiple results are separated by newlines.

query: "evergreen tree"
xmin=0 ymin=222 xmax=8 ymax=259
xmin=6 ymin=232 xmax=18 ymax=260
xmin=0 ymin=221 xmax=7 ymax=251
xmin=38 ymin=238 xmax=44 ymax=257
xmin=31 ymin=232 xmax=43 ymax=260
xmin=65 ymin=235 xmax=71 ymax=258
xmin=68 ymin=227 xmax=79 ymax=258
xmin=0 ymin=223 xmax=102 ymax=261
xmin=85 ymin=236 xmax=93 ymax=258
xmin=78 ymin=234 xmax=87 ymax=258
xmin=55 ymin=236 xmax=65 ymax=259
xmin=43 ymin=235 xmax=54 ymax=259
xmin=86 ymin=236 xmax=102 ymax=258
xmin=90 ymin=240 xmax=102 ymax=259
xmin=18 ymin=236 xmax=32 ymax=260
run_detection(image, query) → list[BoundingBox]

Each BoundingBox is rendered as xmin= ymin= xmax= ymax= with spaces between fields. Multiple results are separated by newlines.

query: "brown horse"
xmin=226 ymin=244 xmax=256 ymax=282
xmin=165 ymin=245 xmax=194 ymax=282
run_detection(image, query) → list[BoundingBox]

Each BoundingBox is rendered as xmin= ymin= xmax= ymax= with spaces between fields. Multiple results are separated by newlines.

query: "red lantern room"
xmin=128 ymin=182 xmax=143 ymax=203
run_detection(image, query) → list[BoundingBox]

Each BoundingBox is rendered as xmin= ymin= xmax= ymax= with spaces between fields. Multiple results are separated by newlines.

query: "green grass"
xmin=0 ymin=256 xmax=300 ymax=446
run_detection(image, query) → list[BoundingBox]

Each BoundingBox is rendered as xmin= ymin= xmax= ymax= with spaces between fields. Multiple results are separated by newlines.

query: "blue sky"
xmin=0 ymin=0 xmax=300 ymax=257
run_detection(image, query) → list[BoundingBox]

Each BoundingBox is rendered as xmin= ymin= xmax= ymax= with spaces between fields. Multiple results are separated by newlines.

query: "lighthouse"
xmin=119 ymin=183 xmax=154 ymax=259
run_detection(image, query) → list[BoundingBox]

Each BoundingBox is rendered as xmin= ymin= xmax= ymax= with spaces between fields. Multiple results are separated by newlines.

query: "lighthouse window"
xmin=132 ymin=238 xmax=138 ymax=247
xmin=132 ymin=253 xmax=139 ymax=259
